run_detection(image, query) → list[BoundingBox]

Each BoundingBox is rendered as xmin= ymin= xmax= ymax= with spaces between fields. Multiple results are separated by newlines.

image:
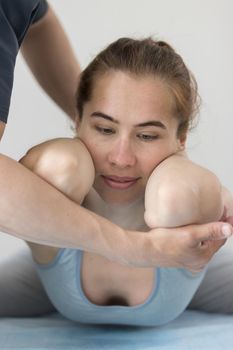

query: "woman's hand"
xmin=125 ymin=222 xmax=232 ymax=272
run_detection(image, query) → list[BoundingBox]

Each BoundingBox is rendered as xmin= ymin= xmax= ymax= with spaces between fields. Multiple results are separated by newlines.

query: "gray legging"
xmin=189 ymin=239 xmax=233 ymax=314
xmin=0 ymin=240 xmax=233 ymax=317
xmin=0 ymin=248 xmax=55 ymax=316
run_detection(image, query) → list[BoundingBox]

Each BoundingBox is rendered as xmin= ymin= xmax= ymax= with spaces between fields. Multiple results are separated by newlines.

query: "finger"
xmin=199 ymin=237 xmax=226 ymax=250
xmin=192 ymin=222 xmax=232 ymax=246
xmin=219 ymin=206 xmax=227 ymax=221
xmin=225 ymin=216 xmax=233 ymax=226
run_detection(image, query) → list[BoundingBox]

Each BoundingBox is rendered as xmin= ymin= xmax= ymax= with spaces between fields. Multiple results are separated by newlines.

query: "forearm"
xmin=0 ymin=153 xmax=146 ymax=265
xmin=1 ymin=151 xmax=230 ymax=269
xmin=21 ymin=6 xmax=80 ymax=120
xmin=145 ymin=152 xmax=223 ymax=228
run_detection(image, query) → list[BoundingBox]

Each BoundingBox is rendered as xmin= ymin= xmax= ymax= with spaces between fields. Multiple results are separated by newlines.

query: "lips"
xmin=101 ymin=175 xmax=140 ymax=190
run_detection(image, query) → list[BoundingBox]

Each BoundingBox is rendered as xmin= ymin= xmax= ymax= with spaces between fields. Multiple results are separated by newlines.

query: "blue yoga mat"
xmin=1 ymin=310 xmax=233 ymax=350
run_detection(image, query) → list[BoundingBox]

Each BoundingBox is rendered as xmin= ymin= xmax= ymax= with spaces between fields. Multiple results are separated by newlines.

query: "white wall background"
xmin=0 ymin=0 xmax=233 ymax=257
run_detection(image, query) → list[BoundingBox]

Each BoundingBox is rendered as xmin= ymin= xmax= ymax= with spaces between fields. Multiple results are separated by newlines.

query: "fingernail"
xmin=222 ymin=224 xmax=232 ymax=238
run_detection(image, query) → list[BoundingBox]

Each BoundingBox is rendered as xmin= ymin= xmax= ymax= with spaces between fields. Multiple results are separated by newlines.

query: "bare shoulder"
xmin=153 ymin=151 xmax=221 ymax=187
xmin=145 ymin=151 xmax=224 ymax=227
xmin=27 ymin=242 xmax=60 ymax=265
xmin=21 ymin=137 xmax=94 ymax=171
xmin=26 ymin=137 xmax=90 ymax=156
xmin=21 ymin=137 xmax=95 ymax=204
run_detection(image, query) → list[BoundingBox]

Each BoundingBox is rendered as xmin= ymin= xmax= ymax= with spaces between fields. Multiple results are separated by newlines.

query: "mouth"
xmin=101 ymin=175 xmax=140 ymax=190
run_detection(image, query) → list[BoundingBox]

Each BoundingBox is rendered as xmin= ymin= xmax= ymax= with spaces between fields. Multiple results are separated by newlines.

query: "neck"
xmin=83 ymin=189 xmax=147 ymax=231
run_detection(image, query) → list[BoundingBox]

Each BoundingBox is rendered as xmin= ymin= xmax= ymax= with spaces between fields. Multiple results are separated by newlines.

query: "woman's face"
xmin=76 ymin=71 xmax=185 ymax=204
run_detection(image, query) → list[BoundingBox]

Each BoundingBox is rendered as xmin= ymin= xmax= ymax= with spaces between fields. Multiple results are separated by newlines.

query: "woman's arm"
xmin=0 ymin=145 xmax=131 ymax=264
xmin=19 ymin=141 xmax=231 ymax=270
xmin=144 ymin=151 xmax=224 ymax=228
xmin=20 ymin=138 xmax=95 ymax=204
xmin=143 ymin=151 xmax=232 ymax=272
xmin=19 ymin=137 xmax=95 ymax=263
xmin=0 ymin=143 xmax=231 ymax=269
xmin=221 ymin=186 xmax=233 ymax=217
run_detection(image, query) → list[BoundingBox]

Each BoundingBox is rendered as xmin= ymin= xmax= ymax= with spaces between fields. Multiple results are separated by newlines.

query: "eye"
xmin=95 ymin=126 xmax=115 ymax=135
xmin=137 ymin=134 xmax=159 ymax=141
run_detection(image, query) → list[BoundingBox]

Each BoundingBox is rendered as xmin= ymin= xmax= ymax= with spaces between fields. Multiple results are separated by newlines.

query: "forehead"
xmin=88 ymin=71 xmax=175 ymax=118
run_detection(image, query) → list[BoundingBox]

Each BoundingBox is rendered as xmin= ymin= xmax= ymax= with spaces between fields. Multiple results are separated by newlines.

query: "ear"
xmin=74 ymin=113 xmax=82 ymax=131
xmin=177 ymin=132 xmax=187 ymax=150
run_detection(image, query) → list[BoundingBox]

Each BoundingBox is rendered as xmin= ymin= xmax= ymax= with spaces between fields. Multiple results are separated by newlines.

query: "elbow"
xmin=20 ymin=148 xmax=73 ymax=191
xmin=145 ymin=180 xmax=223 ymax=229
xmin=144 ymin=184 xmax=200 ymax=228
xmin=20 ymin=139 xmax=95 ymax=203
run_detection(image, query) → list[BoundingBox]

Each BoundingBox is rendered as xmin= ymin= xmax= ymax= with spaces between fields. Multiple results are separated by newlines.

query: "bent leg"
xmin=188 ymin=238 xmax=233 ymax=313
xmin=0 ymin=247 xmax=56 ymax=316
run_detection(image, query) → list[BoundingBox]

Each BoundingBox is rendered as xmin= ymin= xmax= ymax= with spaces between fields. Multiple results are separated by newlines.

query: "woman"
xmin=20 ymin=38 xmax=233 ymax=326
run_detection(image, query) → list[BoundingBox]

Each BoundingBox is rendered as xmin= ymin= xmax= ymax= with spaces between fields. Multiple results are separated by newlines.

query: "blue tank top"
xmin=35 ymin=248 xmax=205 ymax=326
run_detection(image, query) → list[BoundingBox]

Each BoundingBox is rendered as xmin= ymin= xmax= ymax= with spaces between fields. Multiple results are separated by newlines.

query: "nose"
xmin=108 ymin=137 xmax=136 ymax=168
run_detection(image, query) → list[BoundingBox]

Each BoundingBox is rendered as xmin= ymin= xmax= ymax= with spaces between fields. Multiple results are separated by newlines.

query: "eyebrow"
xmin=90 ymin=112 xmax=167 ymax=129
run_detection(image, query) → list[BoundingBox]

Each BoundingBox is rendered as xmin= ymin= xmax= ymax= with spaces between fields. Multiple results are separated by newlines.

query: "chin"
xmin=101 ymin=194 xmax=131 ymax=205
xmin=99 ymin=190 xmax=144 ymax=206
xmin=94 ymin=179 xmax=145 ymax=205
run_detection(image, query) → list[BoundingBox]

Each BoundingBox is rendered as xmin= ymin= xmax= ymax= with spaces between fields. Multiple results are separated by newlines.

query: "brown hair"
xmin=76 ymin=37 xmax=200 ymax=137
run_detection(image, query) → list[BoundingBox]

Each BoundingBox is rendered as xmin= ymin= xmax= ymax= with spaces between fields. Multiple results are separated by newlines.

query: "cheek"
xmin=77 ymin=126 xmax=106 ymax=164
xmin=139 ymin=155 xmax=162 ymax=179
xmin=83 ymin=142 xmax=105 ymax=169
xmin=140 ymin=145 xmax=177 ymax=177
xmin=77 ymin=127 xmax=95 ymax=154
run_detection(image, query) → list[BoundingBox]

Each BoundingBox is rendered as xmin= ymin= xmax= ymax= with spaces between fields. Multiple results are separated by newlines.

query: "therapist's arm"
xmin=4 ymin=137 xmax=228 ymax=270
xmin=21 ymin=5 xmax=80 ymax=120
xmin=0 ymin=121 xmax=5 ymax=140
xmin=0 ymin=149 xmax=231 ymax=269
xmin=0 ymin=118 xmax=232 ymax=270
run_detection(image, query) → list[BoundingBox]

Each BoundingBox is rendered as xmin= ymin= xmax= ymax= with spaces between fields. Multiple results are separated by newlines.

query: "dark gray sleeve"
xmin=0 ymin=0 xmax=48 ymax=123
xmin=32 ymin=0 xmax=48 ymax=24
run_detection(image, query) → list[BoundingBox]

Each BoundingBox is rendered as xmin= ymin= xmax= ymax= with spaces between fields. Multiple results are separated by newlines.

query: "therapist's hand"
xmin=128 ymin=222 xmax=232 ymax=272
xmin=226 ymin=216 xmax=233 ymax=225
